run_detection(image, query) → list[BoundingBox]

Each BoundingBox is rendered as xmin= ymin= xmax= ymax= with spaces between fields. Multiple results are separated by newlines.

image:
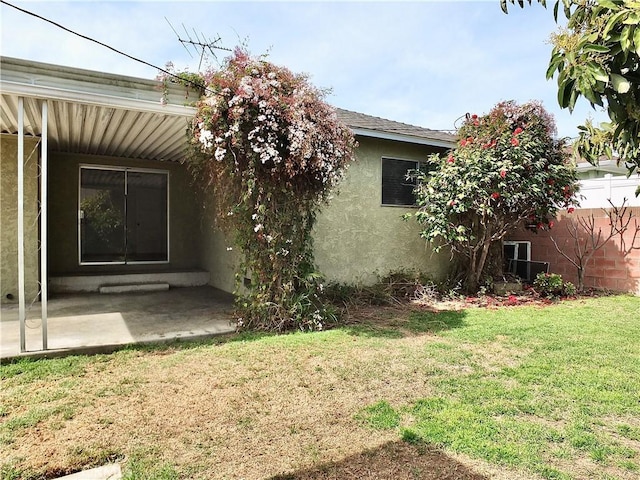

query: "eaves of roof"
xmin=1 ymin=57 xmax=455 ymax=161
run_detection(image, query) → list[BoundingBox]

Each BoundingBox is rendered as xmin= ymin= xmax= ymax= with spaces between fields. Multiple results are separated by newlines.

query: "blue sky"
xmin=1 ymin=0 xmax=609 ymax=138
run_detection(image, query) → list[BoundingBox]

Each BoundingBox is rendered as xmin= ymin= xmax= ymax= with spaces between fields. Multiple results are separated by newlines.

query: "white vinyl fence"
xmin=577 ymin=174 xmax=640 ymax=209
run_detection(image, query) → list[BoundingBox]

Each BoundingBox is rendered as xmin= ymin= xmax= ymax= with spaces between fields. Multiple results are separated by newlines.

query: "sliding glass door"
xmin=80 ymin=166 xmax=168 ymax=264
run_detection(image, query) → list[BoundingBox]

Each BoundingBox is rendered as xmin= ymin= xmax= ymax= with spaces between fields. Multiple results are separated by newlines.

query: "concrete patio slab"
xmin=0 ymin=286 xmax=236 ymax=360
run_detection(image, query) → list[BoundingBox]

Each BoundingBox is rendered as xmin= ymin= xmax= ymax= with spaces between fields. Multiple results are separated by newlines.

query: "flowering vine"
xmin=408 ymin=100 xmax=579 ymax=292
xmin=184 ymin=49 xmax=356 ymax=331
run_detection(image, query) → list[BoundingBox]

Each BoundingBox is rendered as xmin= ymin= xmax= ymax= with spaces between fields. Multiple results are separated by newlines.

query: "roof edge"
xmin=351 ymin=127 xmax=454 ymax=148
xmin=1 ymin=80 xmax=196 ymax=117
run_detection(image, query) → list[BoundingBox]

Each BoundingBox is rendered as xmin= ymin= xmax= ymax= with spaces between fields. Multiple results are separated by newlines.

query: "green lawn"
xmin=1 ymin=295 xmax=639 ymax=479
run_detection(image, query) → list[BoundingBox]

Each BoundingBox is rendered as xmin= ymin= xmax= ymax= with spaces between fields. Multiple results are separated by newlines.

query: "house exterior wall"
xmin=199 ymin=136 xmax=451 ymax=294
xmin=198 ymin=193 xmax=238 ymax=294
xmin=1 ymin=134 xmax=40 ymax=304
xmin=47 ymin=152 xmax=200 ymax=275
xmin=314 ymin=137 xmax=449 ymax=285
xmin=507 ymin=207 xmax=640 ymax=295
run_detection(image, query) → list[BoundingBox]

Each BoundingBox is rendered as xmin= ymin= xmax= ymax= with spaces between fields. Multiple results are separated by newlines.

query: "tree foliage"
xmin=186 ymin=48 xmax=357 ymax=331
xmin=410 ymin=101 xmax=579 ymax=292
xmin=501 ymin=0 xmax=640 ymax=190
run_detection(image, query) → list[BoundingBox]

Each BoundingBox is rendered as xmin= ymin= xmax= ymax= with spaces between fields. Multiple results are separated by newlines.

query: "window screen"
xmin=382 ymin=158 xmax=419 ymax=206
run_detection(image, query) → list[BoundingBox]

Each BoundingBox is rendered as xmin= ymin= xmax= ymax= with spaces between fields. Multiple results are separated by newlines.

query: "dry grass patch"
xmin=1 ymin=324 xmax=483 ymax=479
xmin=2 ymin=296 xmax=639 ymax=480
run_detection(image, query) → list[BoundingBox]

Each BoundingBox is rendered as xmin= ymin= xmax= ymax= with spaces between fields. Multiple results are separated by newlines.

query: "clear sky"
xmin=1 ymin=0 xmax=609 ymax=138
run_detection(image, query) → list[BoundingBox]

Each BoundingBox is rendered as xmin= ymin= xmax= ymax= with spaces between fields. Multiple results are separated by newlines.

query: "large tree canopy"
xmin=502 ymin=0 xmax=640 ymax=188
xmin=410 ymin=101 xmax=579 ymax=292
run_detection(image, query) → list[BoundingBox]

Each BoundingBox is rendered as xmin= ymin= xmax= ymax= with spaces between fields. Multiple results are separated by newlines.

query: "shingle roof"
xmin=336 ymin=108 xmax=455 ymax=147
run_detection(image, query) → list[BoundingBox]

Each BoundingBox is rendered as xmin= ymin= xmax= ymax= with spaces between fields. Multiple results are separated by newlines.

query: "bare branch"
xmin=549 ymin=199 xmax=639 ymax=291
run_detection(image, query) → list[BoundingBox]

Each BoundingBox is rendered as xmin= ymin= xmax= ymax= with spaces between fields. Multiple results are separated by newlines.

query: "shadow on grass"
xmin=343 ymin=306 xmax=469 ymax=339
xmin=268 ymin=440 xmax=487 ymax=480
xmin=110 ymin=306 xmax=469 ymax=352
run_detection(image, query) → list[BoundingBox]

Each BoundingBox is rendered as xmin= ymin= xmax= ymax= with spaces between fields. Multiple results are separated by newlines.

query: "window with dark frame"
xmin=381 ymin=157 xmax=424 ymax=206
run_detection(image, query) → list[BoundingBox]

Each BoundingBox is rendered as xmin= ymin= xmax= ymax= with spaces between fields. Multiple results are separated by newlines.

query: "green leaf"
xmin=583 ymin=43 xmax=612 ymax=53
xmin=623 ymin=12 xmax=640 ymax=25
xmin=588 ymin=62 xmax=609 ymax=83
xmin=621 ymin=25 xmax=633 ymax=51
xmin=546 ymin=51 xmax=564 ymax=79
xmin=605 ymin=144 xmax=613 ymax=159
xmin=596 ymin=0 xmax=621 ymax=10
xmin=611 ymin=73 xmax=631 ymax=93
xmin=558 ymin=78 xmax=575 ymax=108
xmin=563 ymin=0 xmax=571 ymax=19
xmin=583 ymin=86 xmax=604 ymax=107
xmin=604 ymin=11 xmax=629 ymax=36
xmin=634 ymin=26 xmax=640 ymax=55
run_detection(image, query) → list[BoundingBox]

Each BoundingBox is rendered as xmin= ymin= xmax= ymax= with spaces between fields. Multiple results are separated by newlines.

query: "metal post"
xmin=18 ymin=97 xmax=26 ymax=352
xmin=41 ymin=100 xmax=48 ymax=350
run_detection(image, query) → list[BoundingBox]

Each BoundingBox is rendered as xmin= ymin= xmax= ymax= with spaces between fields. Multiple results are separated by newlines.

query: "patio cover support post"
xmin=41 ymin=100 xmax=48 ymax=350
xmin=17 ymin=96 xmax=26 ymax=353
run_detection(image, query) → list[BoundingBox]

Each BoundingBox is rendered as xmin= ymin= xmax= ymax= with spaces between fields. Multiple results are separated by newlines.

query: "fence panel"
xmin=578 ymin=175 xmax=640 ymax=209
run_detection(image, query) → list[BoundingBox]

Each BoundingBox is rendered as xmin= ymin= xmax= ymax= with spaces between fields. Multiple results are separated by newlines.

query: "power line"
xmin=0 ymin=0 xmax=218 ymax=93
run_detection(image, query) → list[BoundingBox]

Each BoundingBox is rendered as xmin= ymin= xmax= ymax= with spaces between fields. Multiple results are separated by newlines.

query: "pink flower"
xmin=513 ymin=127 xmax=524 ymax=135
xmin=549 ymin=220 xmax=555 ymax=229
xmin=447 ymin=154 xmax=455 ymax=163
xmin=568 ymin=207 xmax=575 ymax=214
xmin=460 ymin=139 xmax=467 ymax=147
xmin=449 ymin=200 xmax=457 ymax=206
xmin=511 ymin=137 xmax=519 ymax=147
xmin=500 ymin=170 xmax=507 ymax=178
xmin=536 ymin=222 xmax=543 ymax=230
xmin=491 ymin=192 xmax=500 ymax=200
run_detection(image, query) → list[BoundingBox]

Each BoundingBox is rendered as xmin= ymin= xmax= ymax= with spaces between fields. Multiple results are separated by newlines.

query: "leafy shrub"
xmin=409 ymin=101 xmax=578 ymax=292
xmin=533 ymin=272 xmax=575 ymax=298
xmin=323 ymin=270 xmax=439 ymax=308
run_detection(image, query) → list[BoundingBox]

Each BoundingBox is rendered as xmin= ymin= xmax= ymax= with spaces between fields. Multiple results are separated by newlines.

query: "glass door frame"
xmin=78 ymin=164 xmax=170 ymax=266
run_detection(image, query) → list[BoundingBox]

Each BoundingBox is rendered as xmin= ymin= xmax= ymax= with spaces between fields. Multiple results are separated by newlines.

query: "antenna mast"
xmin=166 ymin=18 xmax=231 ymax=70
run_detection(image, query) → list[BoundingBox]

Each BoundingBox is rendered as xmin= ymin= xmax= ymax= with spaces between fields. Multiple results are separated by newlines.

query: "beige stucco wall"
xmin=198 ymin=192 xmax=238 ymax=294
xmin=1 ymin=134 xmax=40 ymax=304
xmin=47 ymin=152 xmax=200 ymax=275
xmin=198 ymin=136 xmax=451 ymax=294
xmin=314 ymin=137 xmax=449 ymax=285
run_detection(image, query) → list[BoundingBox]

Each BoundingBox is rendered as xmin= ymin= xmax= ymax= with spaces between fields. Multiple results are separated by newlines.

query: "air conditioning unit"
xmin=503 ymin=241 xmax=549 ymax=282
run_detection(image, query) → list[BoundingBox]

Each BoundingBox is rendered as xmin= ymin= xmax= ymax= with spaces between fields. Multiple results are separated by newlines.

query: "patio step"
xmin=99 ymin=283 xmax=169 ymax=294
xmin=49 ymin=270 xmax=209 ymax=293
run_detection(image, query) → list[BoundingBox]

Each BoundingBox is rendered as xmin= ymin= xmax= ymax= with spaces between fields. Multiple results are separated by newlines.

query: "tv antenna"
xmin=166 ymin=18 xmax=232 ymax=70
